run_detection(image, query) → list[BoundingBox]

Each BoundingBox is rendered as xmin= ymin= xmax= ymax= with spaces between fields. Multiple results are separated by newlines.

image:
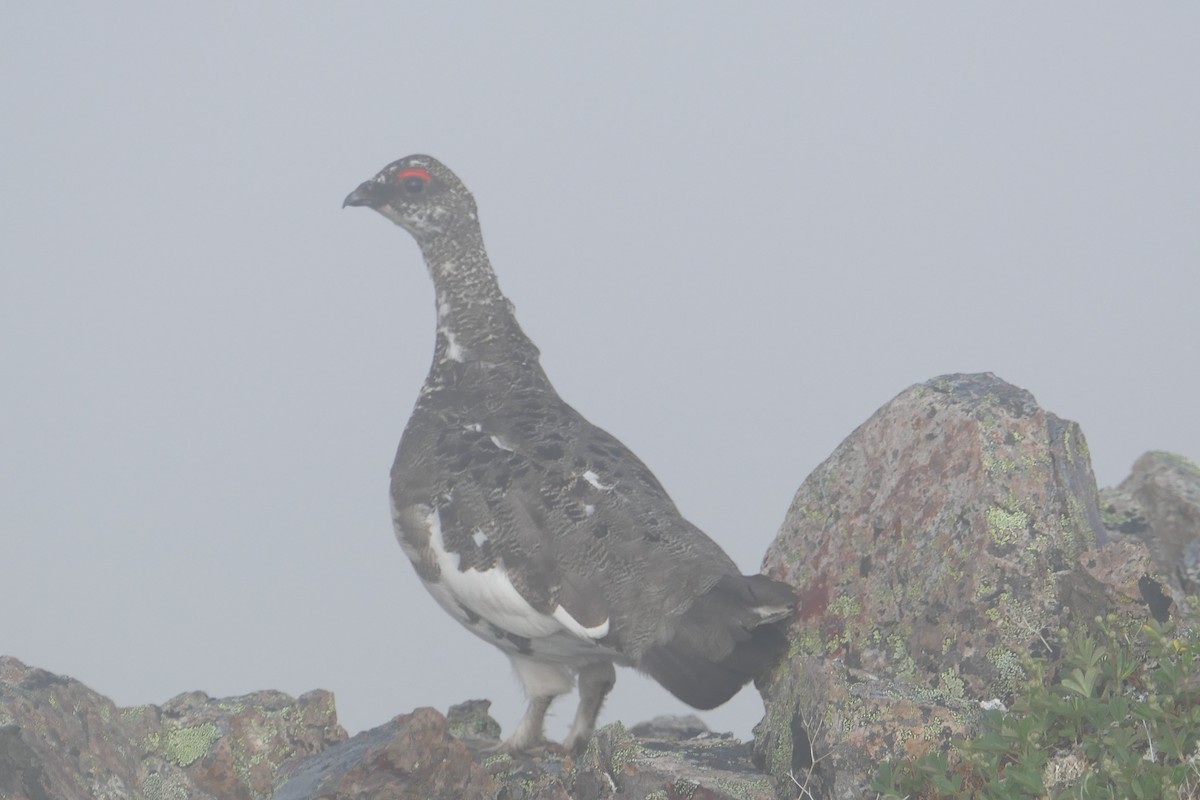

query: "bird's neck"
xmin=418 ymin=226 xmax=540 ymax=368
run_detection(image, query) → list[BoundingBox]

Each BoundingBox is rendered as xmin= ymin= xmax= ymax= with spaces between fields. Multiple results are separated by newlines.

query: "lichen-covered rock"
xmin=754 ymin=373 xmax=1165 ymax=799
xmin=628 ymin=713 xmax=710 ymax=740
xmin=140 ymin=688 xmax=345 ymax=799
xmin=0 ymin=657 xmax=346 ymax=800
xmin=0 ymin=657 xmax=144 ymax=800
xmin=273 ymin=704 xmax=776 ymax=800
xmin=445 ymin=698 xmax=502 ymax=743
xmin=1101 ymin=450 xmax=1200 ymax=601
xmin=272 ymin=706 xmax=498 ymax=800
xmin=565 ymin=721 xmax=775 ymax=800
xmin=0 ymin=655 xmax=779 ymax=800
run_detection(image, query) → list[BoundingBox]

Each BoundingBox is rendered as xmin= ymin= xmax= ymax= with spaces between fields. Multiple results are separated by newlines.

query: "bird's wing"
xmin=392 ymin=374 xmax=743 ymax=650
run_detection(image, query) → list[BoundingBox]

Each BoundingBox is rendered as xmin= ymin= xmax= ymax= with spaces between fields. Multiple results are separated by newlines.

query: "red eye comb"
xmin=395 ymin=168 xmax=432 ymax=182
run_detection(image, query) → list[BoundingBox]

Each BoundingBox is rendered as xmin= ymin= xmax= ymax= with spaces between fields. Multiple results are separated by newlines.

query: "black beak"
xmin=343 ymin=180 xmax=382 ymax=209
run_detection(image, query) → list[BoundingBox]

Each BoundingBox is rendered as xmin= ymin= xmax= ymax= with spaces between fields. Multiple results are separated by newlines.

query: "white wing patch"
xmin=423 ymin=508 xmax=608 ymax=642
xmin=552 ymin=606 xmax=610 ymax=640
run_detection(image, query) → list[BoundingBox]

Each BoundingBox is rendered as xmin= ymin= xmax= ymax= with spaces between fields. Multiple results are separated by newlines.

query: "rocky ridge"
xmin=2 ymin=373 xmax=1196 ymax=800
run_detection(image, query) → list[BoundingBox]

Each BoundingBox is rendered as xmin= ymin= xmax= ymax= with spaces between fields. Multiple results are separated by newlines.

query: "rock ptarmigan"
xmin=343 ymin=155 xmax=796 ymax=754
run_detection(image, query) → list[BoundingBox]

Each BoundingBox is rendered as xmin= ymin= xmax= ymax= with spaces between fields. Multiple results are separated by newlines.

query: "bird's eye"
xmin=394 ymin=167 xmax=432 ymax=196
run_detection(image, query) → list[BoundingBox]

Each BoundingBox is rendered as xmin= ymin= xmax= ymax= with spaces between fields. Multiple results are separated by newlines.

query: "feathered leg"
xmin=499 ymin=655 xmax=575 ymax=752
xmin=563 ymin=661 xmax=616 ymax=755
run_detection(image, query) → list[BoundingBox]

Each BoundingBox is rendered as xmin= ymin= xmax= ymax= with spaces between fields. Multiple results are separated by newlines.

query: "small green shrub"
xmin=874 ymin=616 xmax=1200 ymax=799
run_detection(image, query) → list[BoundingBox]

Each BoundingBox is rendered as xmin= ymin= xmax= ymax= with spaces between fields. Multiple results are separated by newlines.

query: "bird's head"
xmin=343 ymin=154 xmax=478 ymax=240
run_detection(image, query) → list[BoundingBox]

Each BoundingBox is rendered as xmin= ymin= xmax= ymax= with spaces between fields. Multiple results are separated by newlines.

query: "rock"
xmin=563 ymin=722 xmax=773 ymax=800
xmin=628 ymin=714 xmax=710 ymax=740
xmin=272 ymin=706 xmax=498 ymax=800
xmin=0 ymin=658 xmax=143 ymax=800
xmin=0 ymin=656 xmax=346 ymax=800
xmin=1100 ymin=451 xmax=1200 ymax=601
xmin=0 ymin=656 xmax=777 ymax=799
xmin=445 ymin=698 xmax=502 ymax=744
xmin=754 ymin=373 xmax=1165 ymax=799
xmin=273 ymin=705 xmax=775 ymax=799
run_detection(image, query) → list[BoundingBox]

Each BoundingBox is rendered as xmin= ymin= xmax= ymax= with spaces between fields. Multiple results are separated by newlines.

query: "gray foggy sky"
xmin=3 ymin=5 xmax=1198 ymax=742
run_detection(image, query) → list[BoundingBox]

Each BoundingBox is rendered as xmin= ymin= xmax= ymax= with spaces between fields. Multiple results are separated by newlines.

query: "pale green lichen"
xmin=121 ymin=704 xmax=152 ymax=721
xmin=157 ymin=722 xmax=220 ymax=767
xmin=224 ymin=700 xmax=327 ymax=791
xmin=982 ymin=451 xmax=1018 ymax=477
xmin=1065 ymin=425 xmax=1091 ymax=466
xmin=939 ymin=669 xmax=966 ymax=700
xmin=1024 ymin=533 xmax=1051 ymax=562
xmin=234 ymin=749 xmax=267 ymax=790
xmin=448 ymin=703 xmax=502 ymax=741
xmin=799 ymin=502 xmax=833 ymax=526
xmin=606 ymin=724 xmax=642 ymax=773
xmin=883 ymin=674 xmax=976 ymax=713
xmin=986 ymin=505 xmax=1028 ymax=548
xmin=582 ymin=721 xmax=641 ymax=776
xmin=1021 ymin=448 xmax=1052 ymax=471
xmin=788 ymin=628 xmax=825 ymax=659
xmin=824 ymin=595 xmax=865 ymax=652
xmin=887 ymin=633 xmax=918 ymax=681
xmin=231 ymin=716 xmax=281 ymax=788
xmin=903 ymin=578 xmax=926 ymax=602
xmin=851 ymin=697 xmax=878 ymax=726
xmin=983 ymin=591 xmax=1051 ymax=649
xmin=710 ymin=775 xmax=775 ymax=798
xmin=141 ymin=771 xmax=189 ymax=800
xmin=670 ymin=778 xmax=700 ymax=797
xmin=481 ymin=752 xmax=513 ymax=770
xmin=759 ymin=693 xmax=801 ymax=780
xmin=986 ymin=647 xmax=1027 ymax=698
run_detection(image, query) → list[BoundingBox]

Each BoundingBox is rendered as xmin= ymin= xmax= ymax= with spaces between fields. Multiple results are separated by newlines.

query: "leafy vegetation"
xmin=874 ymin=615 xmax=1200 ymax=799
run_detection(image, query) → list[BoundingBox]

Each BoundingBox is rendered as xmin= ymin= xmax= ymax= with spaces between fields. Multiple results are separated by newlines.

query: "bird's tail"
xmin=640 ymin=573 xmax=796 ymax=710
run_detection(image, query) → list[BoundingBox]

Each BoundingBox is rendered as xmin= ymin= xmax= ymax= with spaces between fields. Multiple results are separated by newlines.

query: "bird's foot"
xmin=562 ymin=731 xmax=592 ymax=757
xmin=483 ymin=723 xmax=546 ymax=756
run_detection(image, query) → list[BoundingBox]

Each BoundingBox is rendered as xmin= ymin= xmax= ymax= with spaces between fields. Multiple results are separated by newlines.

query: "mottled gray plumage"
xmin=344 ymin=155 xmax=795 ymax=754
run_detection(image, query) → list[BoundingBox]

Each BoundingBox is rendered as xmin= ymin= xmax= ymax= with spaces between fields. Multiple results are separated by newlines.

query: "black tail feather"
xmin=640 ymin=573 xmax=794 ymax=710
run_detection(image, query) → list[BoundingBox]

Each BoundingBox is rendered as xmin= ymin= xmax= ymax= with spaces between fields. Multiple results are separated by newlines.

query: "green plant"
xmin=873 ymin=616 xmax=1200 ymax=799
